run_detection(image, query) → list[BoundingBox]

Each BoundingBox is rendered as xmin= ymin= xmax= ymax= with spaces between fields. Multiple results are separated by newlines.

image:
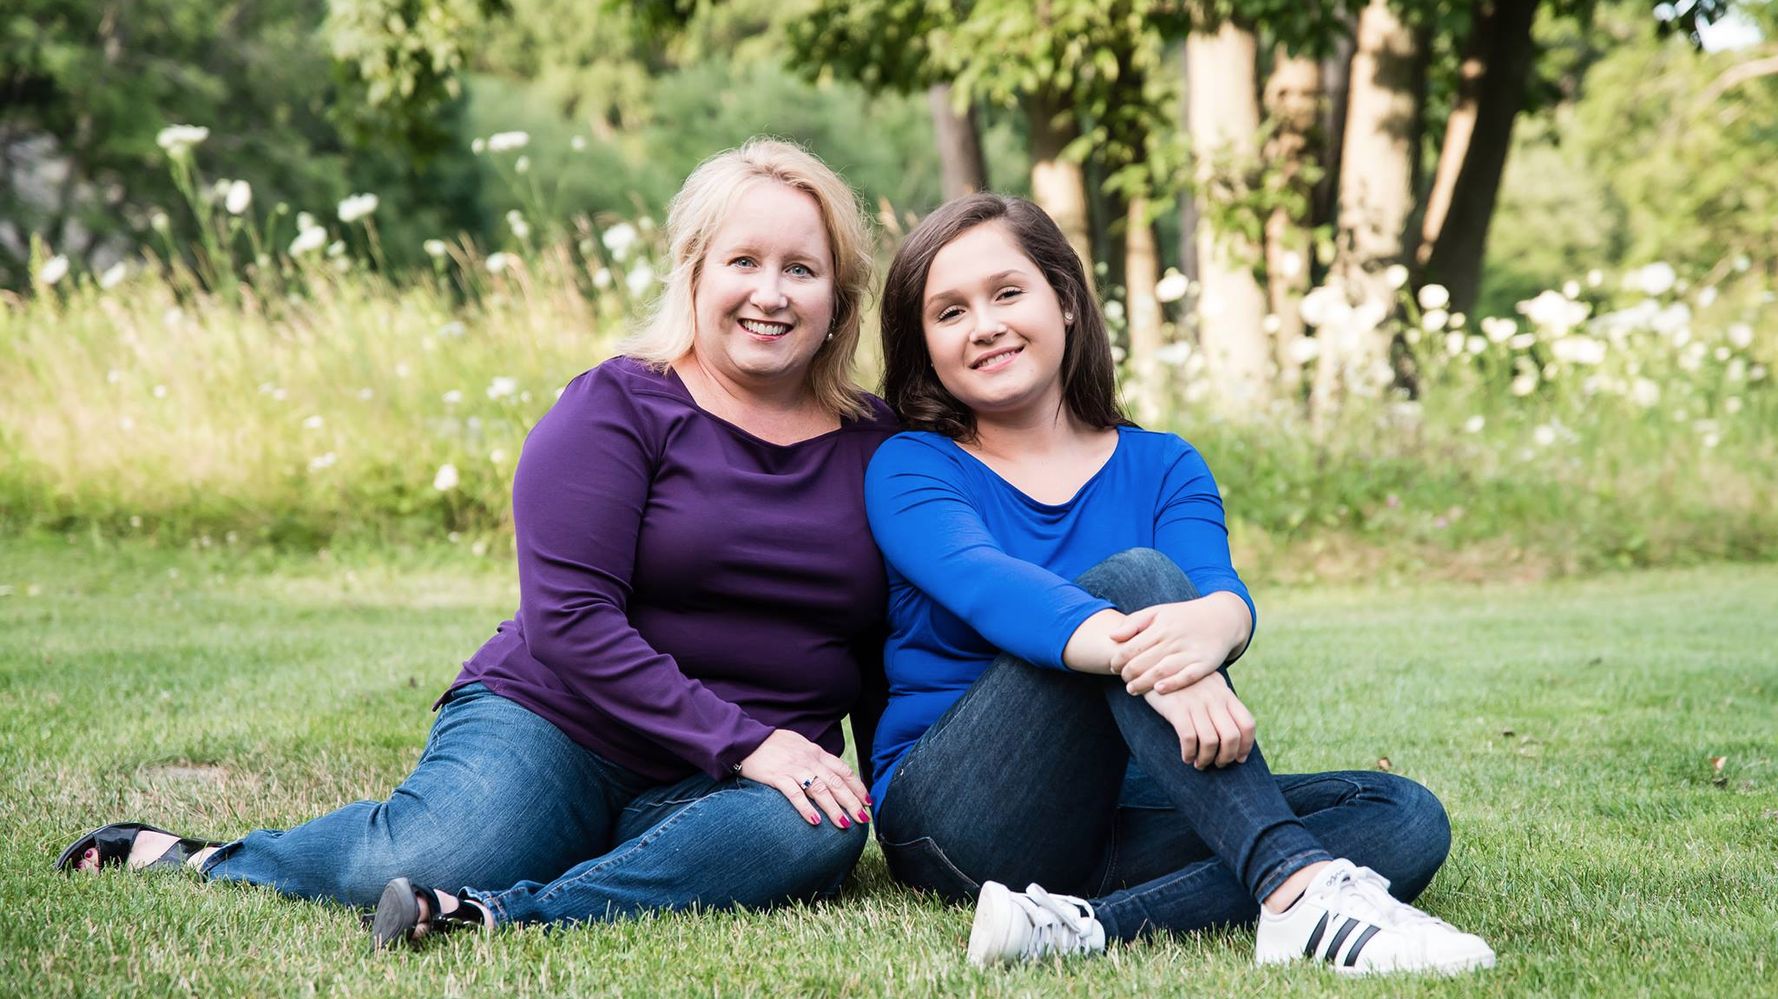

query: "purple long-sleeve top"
xmin=447 ymin=357 xmax=898 ymax=783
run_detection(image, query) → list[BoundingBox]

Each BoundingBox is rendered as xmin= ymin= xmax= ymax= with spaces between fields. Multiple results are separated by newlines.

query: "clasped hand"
xmin=737 ymin=729 xmax=872 ymax=830
xmin=1108 ymin=595 xmax=1247 ymax=696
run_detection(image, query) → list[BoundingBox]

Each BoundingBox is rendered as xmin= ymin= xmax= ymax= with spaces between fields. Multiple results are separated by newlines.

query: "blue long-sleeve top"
xmin=863 ymin=425 xmax=1257 ymax=807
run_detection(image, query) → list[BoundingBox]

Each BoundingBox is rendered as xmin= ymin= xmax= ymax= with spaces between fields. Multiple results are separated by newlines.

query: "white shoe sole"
xmin=1335 ymin=949 xmax=1497 ymax=977
xmin=966 ymin=880 xmax=1016 ymax=967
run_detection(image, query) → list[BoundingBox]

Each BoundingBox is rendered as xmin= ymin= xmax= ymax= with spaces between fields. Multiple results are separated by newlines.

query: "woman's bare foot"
xmin=412 ymin=889 xmax=494 ymax=937
xmin=72 ymin=830 xmax=218 ymax=873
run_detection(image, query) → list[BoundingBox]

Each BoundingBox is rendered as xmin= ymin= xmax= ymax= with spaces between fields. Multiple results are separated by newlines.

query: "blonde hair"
xmin=620 ymin=137 xmax=875 ymax=420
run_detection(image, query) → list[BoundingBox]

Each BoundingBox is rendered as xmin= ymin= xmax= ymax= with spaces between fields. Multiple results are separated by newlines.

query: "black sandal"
xmin=56 ymin=822 xmax=224 ymax=874
xmin=371 ymin=877 xmax=490 ymax=949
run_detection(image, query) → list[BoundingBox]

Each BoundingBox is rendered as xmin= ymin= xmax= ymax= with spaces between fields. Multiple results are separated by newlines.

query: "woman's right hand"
xmin=737 ymin=729 xmax=872 ymax=830
xmin=1142 ymin=672 xmax=1256 ymax=770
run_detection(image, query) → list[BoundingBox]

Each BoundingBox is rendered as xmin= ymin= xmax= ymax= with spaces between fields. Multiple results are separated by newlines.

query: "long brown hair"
xmin=879 ymin=193 xmax=1127 ymax=440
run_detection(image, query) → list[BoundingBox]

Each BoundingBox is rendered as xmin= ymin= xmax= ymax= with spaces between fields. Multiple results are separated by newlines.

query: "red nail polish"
xmin=857 ymin=809 xmax=870 ymax=823
xmin=808 ymin=813 xmax=820 ymax=826
xmin=864 ymin=794 xmax=873 ymax=805
xmin=837 ymin=816 xmax=851 ymax=829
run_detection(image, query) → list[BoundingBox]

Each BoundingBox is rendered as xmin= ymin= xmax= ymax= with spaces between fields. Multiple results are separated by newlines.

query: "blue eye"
xmin=731 ymin=256 xmax=757 ymax=268
xmin=788 ymin=263 xmax=814 ymax=278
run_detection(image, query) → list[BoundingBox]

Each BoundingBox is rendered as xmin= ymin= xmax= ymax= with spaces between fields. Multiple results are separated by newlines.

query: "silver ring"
xmin=800 ymin=776 xmax=817 ymax=790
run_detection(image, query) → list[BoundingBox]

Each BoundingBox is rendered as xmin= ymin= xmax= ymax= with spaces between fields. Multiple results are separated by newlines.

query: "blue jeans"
xmin=874 ymin=549 xmax=1451 ymax=941
xmin=203 ymin=683 xmax=867 ymax=924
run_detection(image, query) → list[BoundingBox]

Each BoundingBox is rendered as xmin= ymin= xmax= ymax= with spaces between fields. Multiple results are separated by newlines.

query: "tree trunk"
xmin=1311 ymin=25 xmax=1356 ymax=240
xmin=1124 ymin=195 xmax=1163 ymax=422
xmin=1263 ymin=50 xmax=1322 ymax=397
xmin=1186 ymin=20 xmax=1270 ymax=406
xmin=1421 ymin=0 xmax=1540 ymax=315
xmin=928 ymin=82 xmax=988 ymax=200
xmin=1319 ymin=0 xmax=1425 ymax=412
xmin=1177 ymin=43 xmax=1199 ymax=284
xmin=1026 ymin=90 xmax=1094 ymax=289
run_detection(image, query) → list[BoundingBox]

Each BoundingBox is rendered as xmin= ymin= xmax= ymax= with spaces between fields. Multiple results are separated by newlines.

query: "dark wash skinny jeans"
xmin=874 ymin=549 xmax=1452 ymax=942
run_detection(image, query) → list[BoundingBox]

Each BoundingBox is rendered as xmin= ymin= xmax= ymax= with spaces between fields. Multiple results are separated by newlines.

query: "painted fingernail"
xmin=857 ymin=809 xmax=871 ymax=823
xmin=863 ymin=794 xmax=873 ymax=805
xmin=837 ymin=816 xmax=851 ymax=829
xmin=808 ymin=813 xmax=821 ymax=826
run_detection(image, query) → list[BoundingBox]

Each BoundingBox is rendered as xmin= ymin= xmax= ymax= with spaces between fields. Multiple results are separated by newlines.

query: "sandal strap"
xmin=414 ymin=885 xmax=486 ymax=934
xmin=76 ymin=823 xmax=222 ymax=872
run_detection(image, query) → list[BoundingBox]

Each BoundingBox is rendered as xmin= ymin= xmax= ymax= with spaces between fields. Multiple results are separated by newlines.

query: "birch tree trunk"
xmin=1263 ymin=50 xmax=1322 ymax=397
xmin=928 ymin=82 xmax=988 ymax=200
xmin=1124 ymin=195 xmax=1163 ymax=422
xmin=1319 ymin=0 xmax=1424 ymax=412
xmin=1026 ymin=91 xmax=1095 ymax=288
xmin=1186 ymin=19 xmax=1269 ymax=407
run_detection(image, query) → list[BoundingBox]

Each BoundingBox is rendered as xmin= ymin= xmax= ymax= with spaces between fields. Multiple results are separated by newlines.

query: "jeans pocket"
xmin=877 ymin=835 xmax=979 ymax=904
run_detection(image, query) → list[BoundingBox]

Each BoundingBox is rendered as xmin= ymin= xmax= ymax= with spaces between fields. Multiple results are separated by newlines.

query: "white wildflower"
xmin=1383 ymin=264 xmax=1409 ymax=289
xmin=1155 ymin=342 xmax=1191 ymax=366
xmin=152 ymin=384 xmax=168 ymax=398
xmin=289 ymin=225 xmax=327 ymax=256
xmin=1416 ymin=283 xmax=1450 ymax=310
xmin=1751 ymin=363 xmax=1767 ymax=381
xmin=1511 ymin=372 xmax=1538 ymax=397
xmin=1104 ymin=300 xmax=1126 ymax=323
xmin=1298 ymin=285 xmax=1345 ymax=328
xmin=626 ymin=260 xmax=656 ymax=296
xmin=326 ymin=239 xmax=347 ymax=259
xmin=150 ymin=211 xmax=170 ymax=233
xmin=1532 ymin=424 xmax=1557 ymax=447
xmin=1449 ymin=312 xmax=1466 ymax=329
xmin=1727 ymin=324 xmax=1754 ymax=350
xmin=423 ymin=239 xmax=448 ymax=258
xmin=155 ymin=124 xmax=210 ymax=156
xmin=1155 ymin=269 xmax=1189 ymax=304
xmin=1286 ymin=337 xmax=1320 ymax=364
xmin=1697 ymin=286 xmax=1719 ymax=309
xmin=225 ymin=179 xmax=252 ymax=216
xmin=1715 ymin=346 xmax=1732 ymax=362
xmin=1562 ymin=280 xmax=1580 ymax=299
xmin=1629 ymin=378 xmax=1661 ymax=408
xmin=1279 ymin=250 xmax=1304 ymax=280
xmin=487 ymin=376 xmax=518 ymax=399
xmin=308 ymin=452 xmax=337 ymax=472
xmin=514 ymin=156 xmax=530 ymax=174
xmin=570 ymin=135 xmax=587 ymax=152
xmin=37 ymin=255 xmax=69 ymax=286
xmin=1481 ymin=317 xmax=1517 ymax=343
xmin=99 ymin=262 xmax=128 ymax=289
xmin=486 ymin=252 xmax=514 ymax=274
xmin=487 ymin=131 xmax=530 ymax=153
xmin=107 ymin=369 xmax=123 ymax=384
xmin=1586 ymin=269 xmax=1603 ymax=288
xmin=1421 ymin=309 xmax=1448 ymax=332
xmin=302 ymin=415 xmax=324 ymax=430
xmin=1725 ymin=396 xmax=1743 ymax=414
xmin=337 ymin=193 xmax=379 ymax=224
xmin=1467 ymin=335 xmax=1487 ymax=355
xmin=1517 ymin=290 xmax=1589 ymax=335
xmin=432 ymin=463 xmax=460 ymax=491
xmin=592 ymin=267 xmax=612 ymax=289
xmin=471 ymin=137 xmax=487 ymax=155
xmin=1463 ymin=415 xmax=1486 ymax=434
xmin=1551 ymin=336 xmax=1607 ymax=365
xmin=1634 ymin=261 xmax=1677 ymax=296
xmin=437 ymin=321 xmax=465 ymax=338
xmin=1445 ymin=332 xmax=1466 ymax=356
xmin=490 ymin=448 xmax=509 ymax=464
xmin=357 ymin=387 xmax=375 ymax=401
xmin=442 ymin=389 xmax=463 ymax=405
xmin=506 ymin=210 xmax=530 ymax=240
xmin=602 ymin=222 xmax=639 ymax=260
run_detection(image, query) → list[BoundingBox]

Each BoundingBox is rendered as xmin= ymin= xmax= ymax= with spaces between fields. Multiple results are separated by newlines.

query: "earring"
xmin=825 ymin=332 xmax=834 ymax=342
xmin=1064 ymin=312 xmax=1074 ymax=324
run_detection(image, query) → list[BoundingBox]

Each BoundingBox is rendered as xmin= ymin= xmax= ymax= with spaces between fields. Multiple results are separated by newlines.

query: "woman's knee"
xmin=1375 ymin=775 xmax=1452 ymax=897
xmin=1074 ymin=548 xmax=1198 ymax=611
xmin=754 ymin=817 xmax=868 ymax=900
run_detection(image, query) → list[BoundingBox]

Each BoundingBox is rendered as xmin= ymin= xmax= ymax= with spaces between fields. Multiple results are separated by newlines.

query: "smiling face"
xmin=690 ymin=181 xmax=836 ymax=396
xmin=920 ymin=222 xmax=1070 ymax=422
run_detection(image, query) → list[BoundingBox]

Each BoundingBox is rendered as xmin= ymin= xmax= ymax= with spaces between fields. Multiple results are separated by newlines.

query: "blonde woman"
xmin=59 ymin=139 xmax=899 ymax=947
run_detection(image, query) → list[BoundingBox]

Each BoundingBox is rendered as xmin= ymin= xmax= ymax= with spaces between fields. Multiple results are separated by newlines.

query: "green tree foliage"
xmin=0 ymin=0 xmax=482 ymax=286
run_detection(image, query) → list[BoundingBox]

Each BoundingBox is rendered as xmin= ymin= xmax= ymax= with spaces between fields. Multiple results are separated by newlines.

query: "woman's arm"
xmin=866 ymin=436 xmax=1121 ymax=674
xmin=512 ymin=369 xmax=774 ymax=779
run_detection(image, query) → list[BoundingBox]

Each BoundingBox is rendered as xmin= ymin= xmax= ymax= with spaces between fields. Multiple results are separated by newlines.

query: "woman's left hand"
xmin=1108 ymin=592 xmax=1252 ymax=695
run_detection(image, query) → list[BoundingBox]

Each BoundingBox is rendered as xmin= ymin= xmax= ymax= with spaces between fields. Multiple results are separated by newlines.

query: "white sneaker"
xmin=1254 ymin=859 xmax=1495 ymax=975
xmin=967 ymin=880 xmax=1107 ymax=966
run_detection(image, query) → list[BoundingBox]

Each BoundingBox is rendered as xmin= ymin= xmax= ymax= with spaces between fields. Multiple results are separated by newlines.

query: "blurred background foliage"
xmin=3 ymin=0 xmax=1775 ymax=577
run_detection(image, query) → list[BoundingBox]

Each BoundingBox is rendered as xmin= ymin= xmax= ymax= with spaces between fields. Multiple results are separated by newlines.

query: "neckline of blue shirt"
xmin=933 ymin=424 xmax=1131 ymax=511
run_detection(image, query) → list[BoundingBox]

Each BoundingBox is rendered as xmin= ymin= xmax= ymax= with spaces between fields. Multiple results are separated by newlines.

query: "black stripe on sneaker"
xmin=1343 ymin=924 xmax=1383 ymax=967
xmin=1324 ymin=917 xmax=1360 ymax=962
xmin=1302 ymin=912 xmax=1331 ymax=958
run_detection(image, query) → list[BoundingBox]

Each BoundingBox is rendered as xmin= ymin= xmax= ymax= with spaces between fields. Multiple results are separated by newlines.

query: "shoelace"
xmin=1013 ymin=884 xmax=1096 ymax=958
xmin=1327 ymin=864 xmax=1452 ymax=932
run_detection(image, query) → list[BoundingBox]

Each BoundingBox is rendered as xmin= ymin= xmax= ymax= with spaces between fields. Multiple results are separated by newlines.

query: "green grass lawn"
xmin=2 ymin=538 xmax=1773 ymax=997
